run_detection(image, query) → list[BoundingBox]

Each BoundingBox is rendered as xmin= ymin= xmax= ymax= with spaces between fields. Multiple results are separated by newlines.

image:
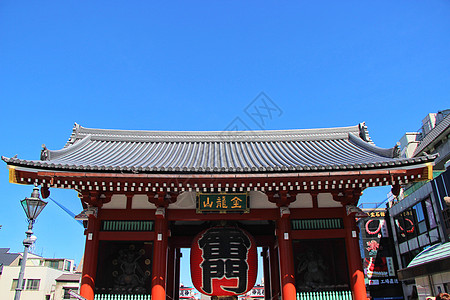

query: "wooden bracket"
xmin=148 ymin=192 xmax=178 ymax=208
xmin=267 ymin=190 xmax=295 ymax=207
xmin=332 ymin=188 xmax=362 ymax=206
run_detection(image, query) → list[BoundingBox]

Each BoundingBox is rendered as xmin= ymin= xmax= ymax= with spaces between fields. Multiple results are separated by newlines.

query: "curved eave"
xmin=2 ymin=155 xmax=437 ymax=175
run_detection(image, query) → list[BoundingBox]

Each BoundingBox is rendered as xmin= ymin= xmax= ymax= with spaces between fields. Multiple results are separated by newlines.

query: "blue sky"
xmin=0 ymin=0 xmax=449 ymax=291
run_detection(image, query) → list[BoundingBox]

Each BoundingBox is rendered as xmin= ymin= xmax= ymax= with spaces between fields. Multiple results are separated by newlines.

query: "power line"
xmin=48 ymin=197 xmax=84 ymax=227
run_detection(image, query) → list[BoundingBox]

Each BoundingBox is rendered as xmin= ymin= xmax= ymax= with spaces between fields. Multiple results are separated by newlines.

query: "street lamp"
xmin=14 ymin=185 xmax=47 ymax=300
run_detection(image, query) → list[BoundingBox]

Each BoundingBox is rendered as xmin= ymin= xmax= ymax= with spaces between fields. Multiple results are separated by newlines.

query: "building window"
xmin=63 ymin=288 xmax=71 ymax=299
xmin=413 ymin=202 xmax=427 ymax=234
xmin=26 ymin=279 xmax=40 ymax=290
xmin=49 ymin=260 xmax=60 ymax=269
xmin=64 ymin=260 xmax=72 ymax=271
xmin=63 ymin=287 xmax=78 ymax=299
xmin=395 ymin=199 xmax=439 ymax=244
xmin=11 ymin=279 xmax=25 ymax=291
xmin=425 ymin=198 xmax=437 ymax=229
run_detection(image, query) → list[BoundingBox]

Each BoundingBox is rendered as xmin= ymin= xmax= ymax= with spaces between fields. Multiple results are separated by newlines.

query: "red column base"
xmin=282 ymin=282 xmax=296 ymax=300
xmin=352 ymin=270 xmax=367 ymax=300
xmin=151 ymin=283 xmax=166 ymax=300
xmin=80 ymin=275 xmax=95 ymax=300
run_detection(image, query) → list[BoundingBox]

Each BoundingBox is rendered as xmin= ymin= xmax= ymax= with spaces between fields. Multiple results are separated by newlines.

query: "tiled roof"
xmin=2 ymin=123 xmax=436 ymax=174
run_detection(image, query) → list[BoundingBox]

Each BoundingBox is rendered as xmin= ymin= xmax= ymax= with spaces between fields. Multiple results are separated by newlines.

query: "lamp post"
xmin=14 ymin=185 xmax=47 ymax=300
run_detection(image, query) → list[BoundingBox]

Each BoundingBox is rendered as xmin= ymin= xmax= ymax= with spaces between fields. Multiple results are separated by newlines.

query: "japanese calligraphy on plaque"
xmin=190 ymin=227 xmax=257 ymax=296
xmin=197 ymin=193 xmax=249 ymax=213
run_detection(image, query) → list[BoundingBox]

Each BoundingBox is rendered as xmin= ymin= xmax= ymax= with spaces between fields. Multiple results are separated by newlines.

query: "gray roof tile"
xmin=0 ymin=248 xmax=19 ymax=266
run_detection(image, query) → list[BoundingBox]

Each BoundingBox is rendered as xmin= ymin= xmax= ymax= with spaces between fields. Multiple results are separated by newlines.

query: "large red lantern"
xmin=190 ymin=226 xmax=257 ymax=297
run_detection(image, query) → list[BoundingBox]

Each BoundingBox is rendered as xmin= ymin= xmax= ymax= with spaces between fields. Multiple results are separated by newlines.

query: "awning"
xmin=397 ymin=242 xmax=450 ymax=281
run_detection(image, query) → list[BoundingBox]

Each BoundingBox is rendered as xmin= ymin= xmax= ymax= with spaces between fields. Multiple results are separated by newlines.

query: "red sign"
xmin=190 ymin=226 xmax=257 ymax=296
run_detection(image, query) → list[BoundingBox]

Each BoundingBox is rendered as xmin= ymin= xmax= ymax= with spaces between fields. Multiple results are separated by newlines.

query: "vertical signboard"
xmin=360 ymin=211 xmax=403 ymax=299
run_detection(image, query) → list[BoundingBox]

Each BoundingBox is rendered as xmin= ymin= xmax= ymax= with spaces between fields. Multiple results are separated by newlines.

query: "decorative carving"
xmin=40 ymin=144 xmax=49 ymax=161
xmin=112 ymin=245 xmax=148 ymax=293
xmin=95 ymin=242 xmax=152 ymax=295
xmin=296 ymin=247 xmax=328 ymax=291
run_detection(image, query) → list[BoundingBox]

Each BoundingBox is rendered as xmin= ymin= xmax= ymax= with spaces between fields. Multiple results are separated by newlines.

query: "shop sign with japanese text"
xmin=197 ymin=193 xmax=249 ymax=213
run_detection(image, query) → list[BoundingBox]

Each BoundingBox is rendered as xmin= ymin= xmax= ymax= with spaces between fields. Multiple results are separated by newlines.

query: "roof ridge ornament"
xmin=40 ymin=144 xmax=49 ymax=161
xmin=65 ymin=123 xmax=81 ymax=147
xmin=393 ymin=143 xmax=401 ymax=158
xmin=358 ymin=122 xmax=372 ymax=143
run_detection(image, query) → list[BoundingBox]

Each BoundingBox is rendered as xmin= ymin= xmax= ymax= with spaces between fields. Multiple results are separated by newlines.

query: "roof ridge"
xmin=358 ymin=122 xmax=373 ymax=143
xmin=65 ymin=123 xmax=362 ymax=144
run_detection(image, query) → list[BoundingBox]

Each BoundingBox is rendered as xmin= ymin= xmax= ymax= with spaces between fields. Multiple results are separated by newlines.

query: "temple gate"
xmin=3 ymin=123 xmax=435 ymax=300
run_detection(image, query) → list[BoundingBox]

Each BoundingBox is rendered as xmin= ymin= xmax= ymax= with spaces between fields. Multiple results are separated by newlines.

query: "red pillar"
xmin=80 ymin=213 xmax=100 ymax=300
xmin=151 ymin=208 xmax=168 ymax=300
xmin=277 ymin=209 xmax=296 ymax=300
xmin=344 ymin=214 xmax=367 ymax=300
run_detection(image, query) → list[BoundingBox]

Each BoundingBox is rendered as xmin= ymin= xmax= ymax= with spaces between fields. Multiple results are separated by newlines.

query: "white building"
xmin=53 ymin=273 xmax=82 ymax=300
xmin=0 ymin=249 xmax=78 ymax=300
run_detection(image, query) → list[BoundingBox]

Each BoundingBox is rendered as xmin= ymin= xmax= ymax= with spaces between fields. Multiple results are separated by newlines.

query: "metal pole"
xmin=14 ymin=222 xmax=34 ymax=300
